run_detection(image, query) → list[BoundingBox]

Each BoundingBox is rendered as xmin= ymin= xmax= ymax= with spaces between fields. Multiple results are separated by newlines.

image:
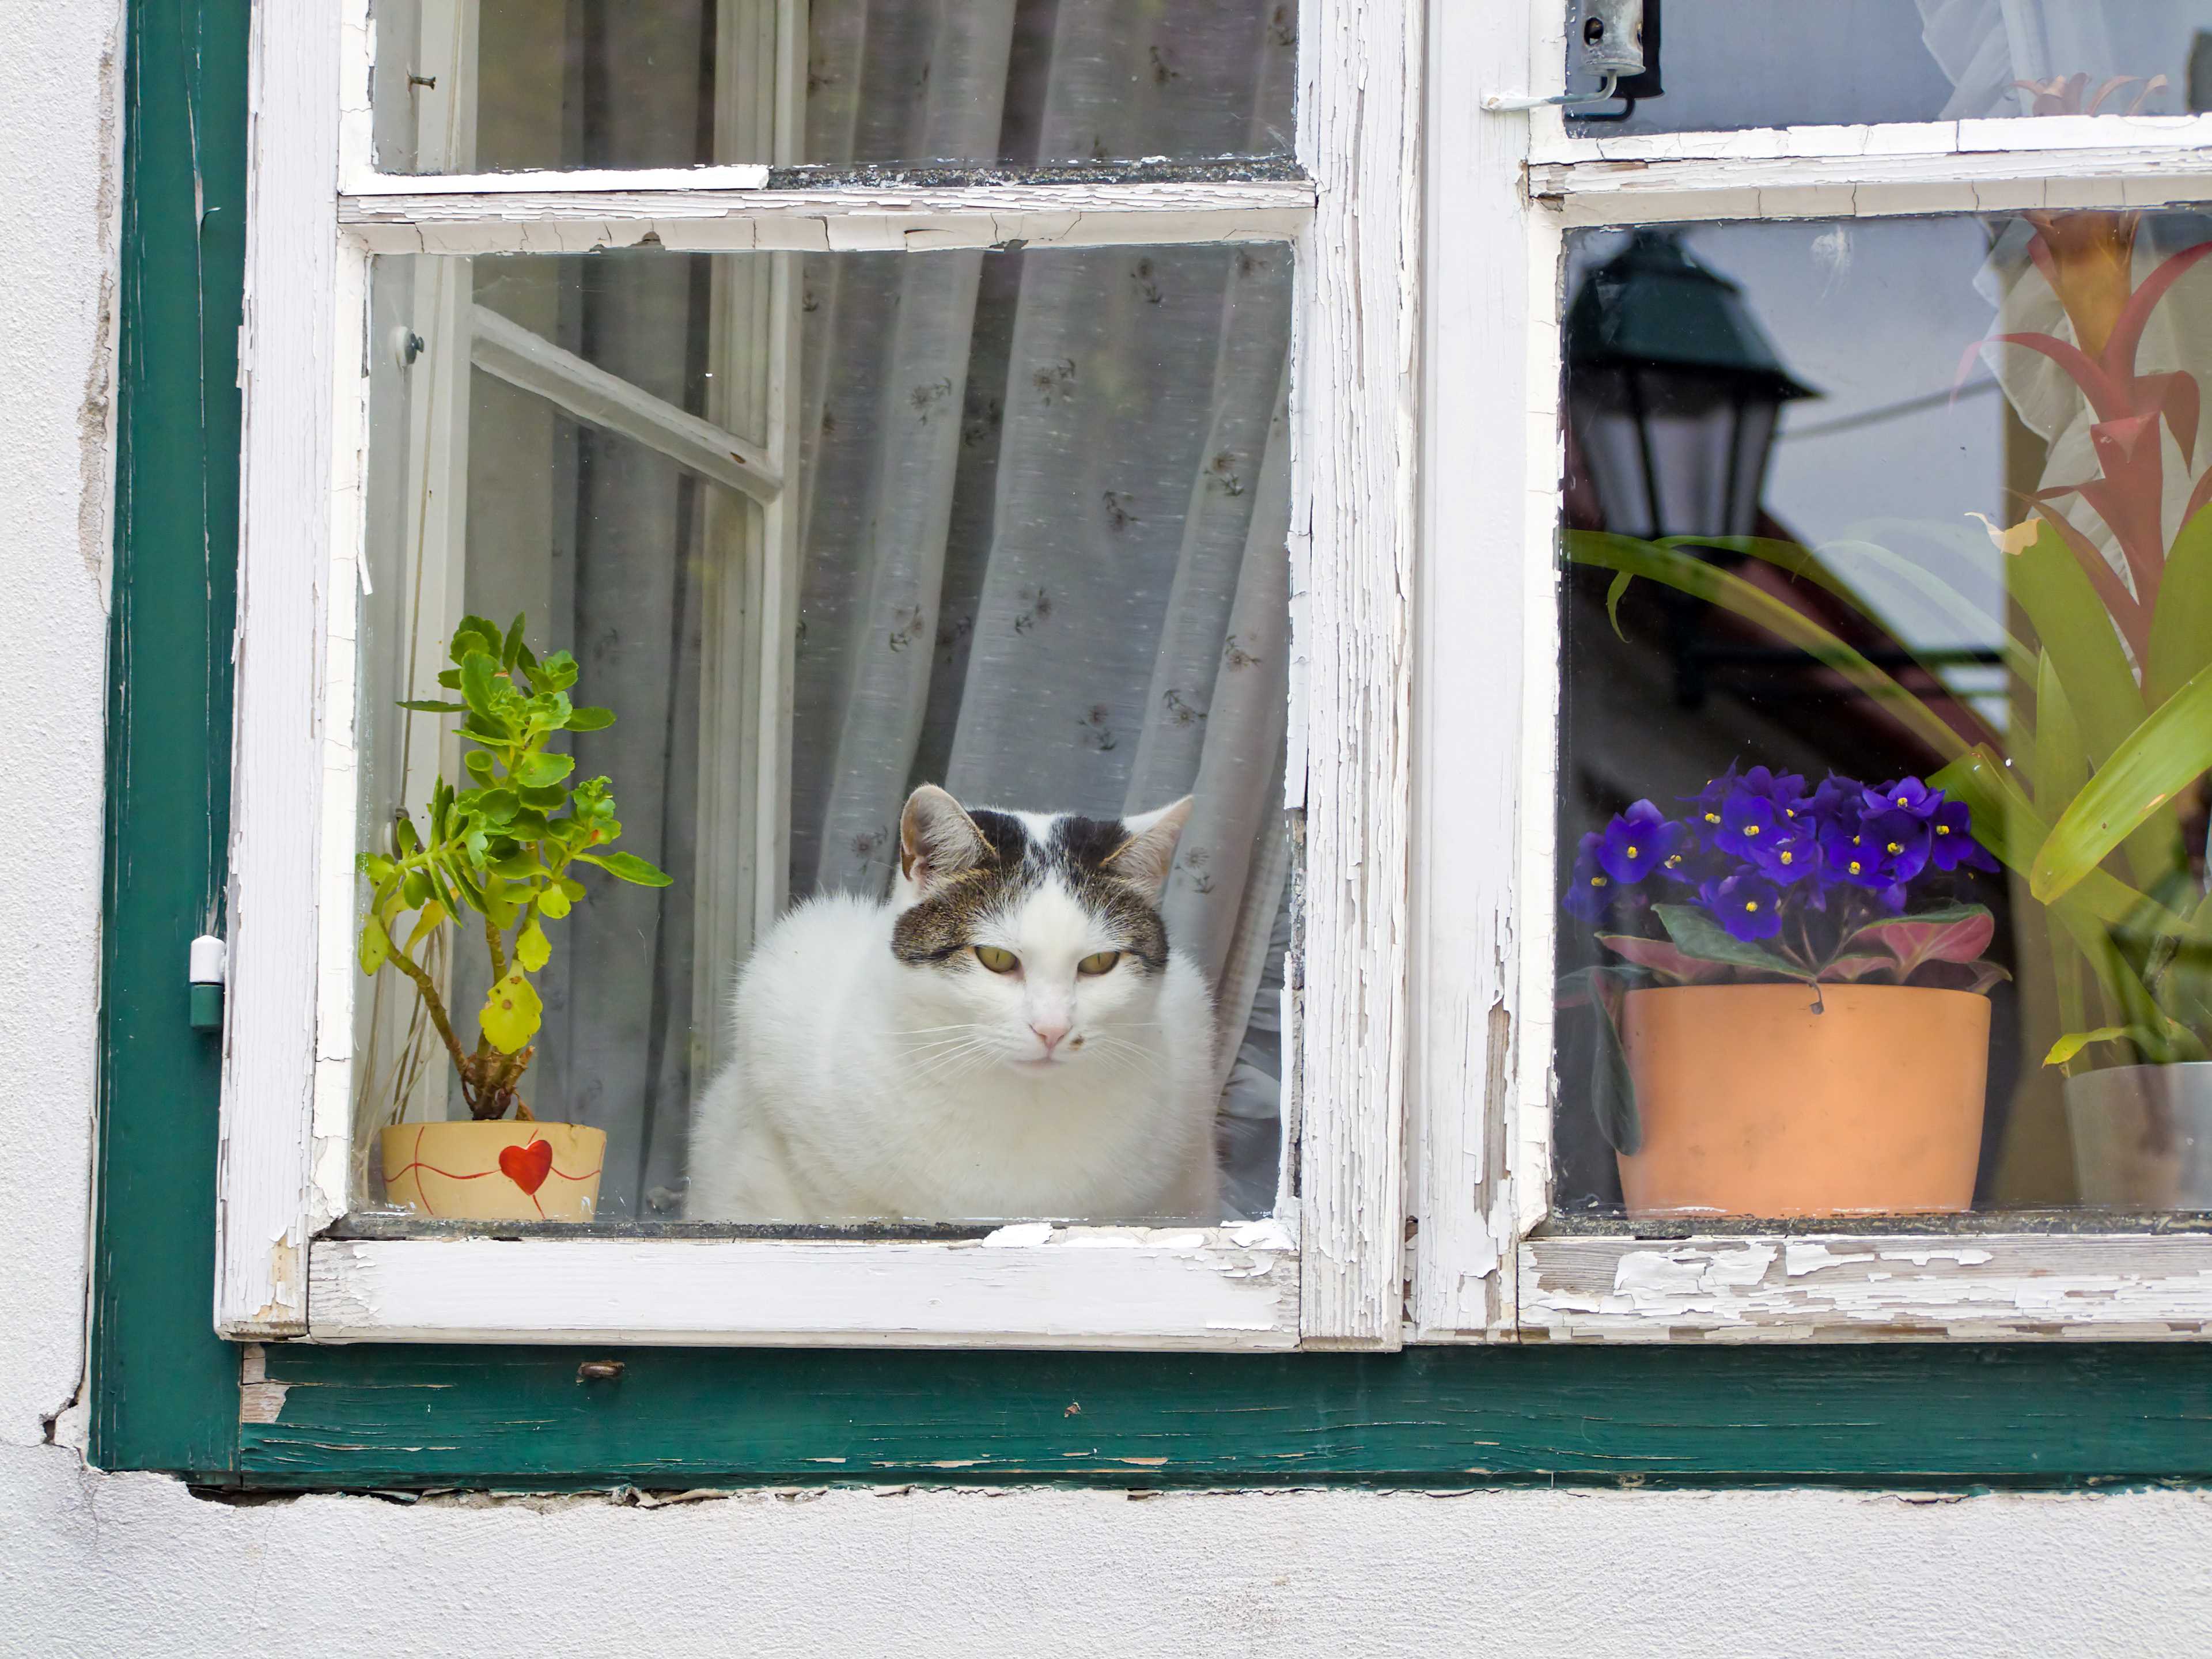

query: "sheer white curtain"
xmin=440 ymin=1 xmax=1298 ymax=1219
xmin=1914 ymin=1 xmax=2204 ymax=117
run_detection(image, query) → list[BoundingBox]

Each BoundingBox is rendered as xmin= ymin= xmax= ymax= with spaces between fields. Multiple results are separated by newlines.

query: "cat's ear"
xmin=900 ymin=785 xmax=989 ymax=893
xmin=1105 ymin=796 xmax=1194 ymax=902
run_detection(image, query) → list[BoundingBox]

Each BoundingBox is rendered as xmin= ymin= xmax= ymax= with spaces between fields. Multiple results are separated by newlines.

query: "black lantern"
xmin=1565 ymin=230 xmax=1816 ymax=541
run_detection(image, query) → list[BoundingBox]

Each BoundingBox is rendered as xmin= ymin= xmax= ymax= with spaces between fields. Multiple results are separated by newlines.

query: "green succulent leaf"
xmin=398 ymin=699 xmax=469 ymax=714
xmin=477 ymin=788 xmax=519 ymax=826
xmin=435 ymin=668 xmax=463 ymax=690
xmin=450 ymin=615 xmax=503 ymax=663
xmin=358 ymin=912 xmax=391 ymax=976
xmin=401 ymin=869 xmax=431 ymax=910
xmin=518 ymin=752 xmax=575 ymax=787
xmin=403 ymin=900 xmax=447 ymax=953
xmin=459 ymin=650 xmax=499 ymax=718
xmin=537 ymin=885 xmax=572 ymax=920
xmin=516 ymin=913 xmax=552 ymax=972
xmin=478 ymin=971 xmax=543 ymax=1054
xmin=577 ymin=851 xmax=673 ymax=887
xmin=564 ymin=704 xmax=616 ymax=731
xmin=519 ymin=784 xmax=567 ymax=810
xmin=501 ymin=612 xmax=528 ymax=672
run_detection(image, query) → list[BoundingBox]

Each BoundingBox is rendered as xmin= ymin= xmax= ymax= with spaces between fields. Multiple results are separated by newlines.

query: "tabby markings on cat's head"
xmin=891 ymin=786 xmax=1185 ymax=970
xmin=888 ymin=785 xmax=1194 ymax=1067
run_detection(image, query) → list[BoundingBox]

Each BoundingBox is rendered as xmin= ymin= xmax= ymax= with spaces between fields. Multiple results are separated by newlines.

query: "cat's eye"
xmin=1076 ymin=950 xmax=1121 ymax=976
xmin=973 ymin=945 xmax=1019 ymax=974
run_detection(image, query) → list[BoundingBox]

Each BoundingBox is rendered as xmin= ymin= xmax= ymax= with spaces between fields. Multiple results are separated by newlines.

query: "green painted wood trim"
xmin=242 ymin=1341 xmax=2212 ymax=1490
xmin=89 ymin=0 xmax=249 ymax=1480
xmin=90 ymin=0 xmax=2212 ymax=1496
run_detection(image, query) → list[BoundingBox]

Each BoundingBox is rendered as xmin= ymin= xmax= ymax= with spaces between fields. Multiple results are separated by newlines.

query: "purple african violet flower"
xmin=1749 ymin=820 xmax=1821 ymax=885
xmin=1821 ymin=805 xmax=1930 ymax=893
xmin=1928 ymin=798 xmax=1998 ymax=872
xmin=1700 ymin=868 xmax=1785 ymax=942
xmin=1714 ymin=787 xmax=1782 ymax=860
xmin=1563 ymin=831 xmax=1613 ymax=924
xmin=1738 ymin=765 xmax=1808 ymax=808
xmin=1680 ymin=764 xmax=1739 ymax=832
xmin=1596 ymin=800 xmax=1684 ymax=885
xmin=1865 ymin=776 xmax=1938 ymax=820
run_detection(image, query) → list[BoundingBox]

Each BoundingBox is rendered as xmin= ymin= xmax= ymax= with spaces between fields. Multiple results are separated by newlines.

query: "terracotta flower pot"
xmin=1616 ymin=983 xmax=1989 ymax=1218
xmin=380 ymin=1120 xmax=606 ymax=1221
xmin=2065 ymin=1062 xmax=2212 ymax=1208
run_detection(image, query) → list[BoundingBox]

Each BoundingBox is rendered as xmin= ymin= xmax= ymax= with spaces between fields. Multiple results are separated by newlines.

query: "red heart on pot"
xmin=499 ymin=1139 xmax=554 ymax=1195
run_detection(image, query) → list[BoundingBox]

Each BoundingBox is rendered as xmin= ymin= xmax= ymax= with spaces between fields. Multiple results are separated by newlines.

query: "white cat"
xmin=685 ymin=784 xmax=1221 ymax=1222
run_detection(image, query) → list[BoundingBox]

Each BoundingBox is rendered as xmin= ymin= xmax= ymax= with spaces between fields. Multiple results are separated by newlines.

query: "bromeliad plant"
xmin=1563 ymin=765 xmax=2008 ymax=1151
xmin=357 ymin=613 xmax=670 ymax=1122
xmin=1569 ymin=207 xmax=2212 ymax=1081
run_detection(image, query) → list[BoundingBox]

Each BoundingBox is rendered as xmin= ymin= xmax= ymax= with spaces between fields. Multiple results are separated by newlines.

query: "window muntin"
xmin=370 ymin=0 xmax=1297 ymax=176
xmin=1563 ymin=0 xmax=2212 ymax=137
xmin=354 ymin=243 xmax=1294 ymax=1226
xmin=1550 ymin=207 xmax=2212 ymax=1224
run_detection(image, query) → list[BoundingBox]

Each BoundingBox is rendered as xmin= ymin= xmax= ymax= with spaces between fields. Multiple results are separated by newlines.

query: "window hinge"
xmin=189 ymin=934 xmax=226 ymax=1031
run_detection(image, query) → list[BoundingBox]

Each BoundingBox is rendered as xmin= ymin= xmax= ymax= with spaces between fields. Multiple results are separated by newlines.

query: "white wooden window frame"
xmin=215 ymin=0 xmax=1418 ymax=1350
xmin=1412 ymin=0 xmax=2212 ymax=1346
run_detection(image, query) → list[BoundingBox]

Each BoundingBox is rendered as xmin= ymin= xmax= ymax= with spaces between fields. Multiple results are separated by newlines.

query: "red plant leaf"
xmin=1594 ymin=933 xmax=1728 ymax=984
xmin=2187 ymin=465 xmax=2212 ymax=528
xmin=1839 ymin=907 xmax=1996 ymax=984
xmin=498 ymin=1138 xmax=553 ymax=1196
xmin=2139 ymin=369 xmax=2200 ymax=466
xmin=2102 ymin=240 xmax=2212 ymax=381
xmin=1976 ymin=331 xmax=2129 ymax=423
xmin=1820 ymin=954 xmax=1898 ymax=984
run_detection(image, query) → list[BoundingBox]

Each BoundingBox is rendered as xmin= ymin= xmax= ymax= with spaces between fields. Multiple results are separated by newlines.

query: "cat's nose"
xmin=1029 ymin=1020 xmax=1071 ymax=1055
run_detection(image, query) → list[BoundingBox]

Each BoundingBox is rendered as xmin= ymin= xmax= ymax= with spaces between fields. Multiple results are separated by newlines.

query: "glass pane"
xmin=1566 ymin=0 xmax=2212 ymax=136
xmin=355 ymin=241 xmax=1295 ymax=1228
xmin=1554 ymin=209 xmax=2212 ymax=1220
xmin=371 ymin=0 xmax=1295 ymax=173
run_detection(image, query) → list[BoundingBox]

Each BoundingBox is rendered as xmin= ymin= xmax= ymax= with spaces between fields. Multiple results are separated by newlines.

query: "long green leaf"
xmin=1678 ymin=531 xmax=2037 ymax=684
xmin=1930 ymin=747 xmax=2180 ymax=931
xmin=1566 ymin=532 xmax=1975 ymax=765
xmin=2032 ymin=661 xmax=2212 ymax=903
xmin=2010 ymin=521 xmax=2143 ymax=768
xmin=1556 ymin=965 xmax=1642 ymax=1154
xmin=2149 ymin=501 xmax=2212 ymax=709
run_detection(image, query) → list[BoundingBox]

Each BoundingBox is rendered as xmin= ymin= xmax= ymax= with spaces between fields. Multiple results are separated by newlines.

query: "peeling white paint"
xmin=1787 ymin=1244 xmax=1879 ymax=1277
xmin=1525 ymin=1236 xmax=2212 ymax=1342
xmin=980 ymin=1224 xmax=1054 ymax=1249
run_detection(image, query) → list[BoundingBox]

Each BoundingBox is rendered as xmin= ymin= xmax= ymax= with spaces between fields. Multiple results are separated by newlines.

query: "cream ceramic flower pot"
xmin=380 ymin=1120 xmax=605 ymax=1221
xmin=2065 ymin=1063 xmax=2212 ymax=1209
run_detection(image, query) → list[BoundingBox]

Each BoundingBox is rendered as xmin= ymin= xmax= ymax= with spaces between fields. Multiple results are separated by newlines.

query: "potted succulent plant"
xmin=1563 ymin=766 xmax=2008 ymax=1217
xmin=1568 ymin=209 xmax=2212 ymax=1209
xmin=357 ymin=613 xmax=670 ymax=1221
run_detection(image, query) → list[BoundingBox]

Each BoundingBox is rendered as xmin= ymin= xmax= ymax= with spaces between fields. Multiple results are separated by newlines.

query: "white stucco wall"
xmin=2 ymin=5 xmax=2208 ymax=1656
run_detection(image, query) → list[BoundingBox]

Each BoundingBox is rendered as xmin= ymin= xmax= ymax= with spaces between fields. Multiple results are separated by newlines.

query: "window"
xmin=215 ymin=0 xmax=1415 ymax=1349
xmin=1413 ymin=1 xmax=2212 ymax=1342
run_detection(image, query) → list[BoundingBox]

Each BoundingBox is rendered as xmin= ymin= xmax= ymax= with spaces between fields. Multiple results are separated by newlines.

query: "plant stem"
xmin=483 ymin=911 xmax=509 ymax=983
xmin=384 ymin=946 xmax=468 ymax=1077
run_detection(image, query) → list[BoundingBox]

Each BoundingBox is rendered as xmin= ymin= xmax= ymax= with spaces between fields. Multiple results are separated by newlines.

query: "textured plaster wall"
xmin=1 ymin=5 xmax=2208 ymax=1656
